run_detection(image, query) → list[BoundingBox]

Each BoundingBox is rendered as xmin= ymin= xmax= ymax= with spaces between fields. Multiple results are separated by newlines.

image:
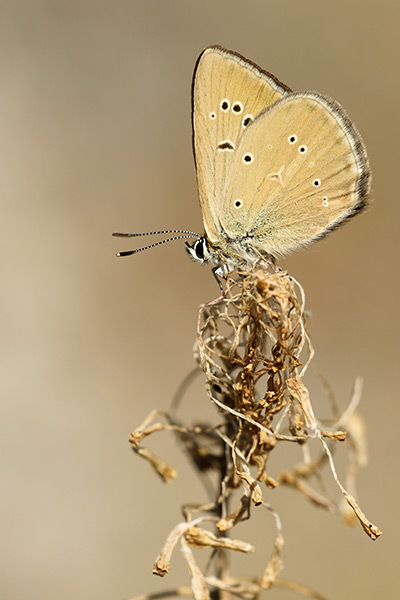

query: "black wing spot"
xmin=232 ymin=102 xmax=243 ymax=113
xmin=217 ymin=140 xmax=235 ymax=151
xmin=242 ymin=114 xmax=253 ymax=127
xmin=220 ymin=99 xmax=230 ymax=111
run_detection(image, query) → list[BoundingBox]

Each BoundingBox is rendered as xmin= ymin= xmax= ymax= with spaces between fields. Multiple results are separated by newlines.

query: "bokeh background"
xmin=1 ymin=1 xmax=398 ymax=598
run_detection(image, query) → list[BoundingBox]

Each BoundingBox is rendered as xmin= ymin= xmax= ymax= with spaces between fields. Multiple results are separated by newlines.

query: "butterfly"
xmin=114 ymin=45 xmax=370 ymax=275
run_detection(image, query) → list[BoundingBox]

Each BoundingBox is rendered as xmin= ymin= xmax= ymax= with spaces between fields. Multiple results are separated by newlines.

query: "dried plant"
xmin=129 ymin=268 xmax=381 ymax=600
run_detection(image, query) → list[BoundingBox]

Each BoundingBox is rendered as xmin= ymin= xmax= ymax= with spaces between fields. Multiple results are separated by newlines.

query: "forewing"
xmin=192 ymin=45 xmax=289 ymax=243
xmin=220 ymin=92 xmax=370 ymax=255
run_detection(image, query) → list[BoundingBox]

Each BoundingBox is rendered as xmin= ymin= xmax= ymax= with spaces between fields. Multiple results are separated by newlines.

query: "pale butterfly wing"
xmin=192 ymin=45 xmax=290 ymax=244
xmin=219 ymin=91 xmax=370 ymax=256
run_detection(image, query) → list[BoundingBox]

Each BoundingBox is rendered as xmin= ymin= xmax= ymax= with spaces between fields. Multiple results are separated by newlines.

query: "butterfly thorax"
xmin=186 ymin=234 xmax=272 ymax=274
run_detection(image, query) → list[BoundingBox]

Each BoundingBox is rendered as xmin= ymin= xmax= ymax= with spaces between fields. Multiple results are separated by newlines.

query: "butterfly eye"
xmin=313 ymin=179 xmax=321 ymax=187
xmin=288 ymin=135 xmax=297 ymax=144
xmin=232 ymin=102 xmax=243 ymax=114
xmin=220 ymin=99 xmax=230 ymax=111
xmin=243 ymin=153 xmax=254 ymax=164
xmin=194 ymin=240 xmax=205 ymax=260
xmin=242 ymin=114 xmax=253 ymax=127
xmin=299 ymin=145 xmax=307 ymax=153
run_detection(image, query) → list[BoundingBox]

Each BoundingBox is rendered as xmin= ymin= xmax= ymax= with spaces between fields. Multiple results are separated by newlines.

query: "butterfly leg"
xmin=212 ymin=266 xmax=225 ymax=295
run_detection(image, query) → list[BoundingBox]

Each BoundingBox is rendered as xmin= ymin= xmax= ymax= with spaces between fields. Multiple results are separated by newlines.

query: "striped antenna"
xmin=112 ymin=229 xmax=200 ymax=238
xmin=112 ymin=230 xmax=200 ymax=257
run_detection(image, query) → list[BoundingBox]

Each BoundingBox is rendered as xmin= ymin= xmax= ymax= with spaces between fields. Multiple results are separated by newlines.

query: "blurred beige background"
xmin=1 ymin=1 xmax=398 ymax=598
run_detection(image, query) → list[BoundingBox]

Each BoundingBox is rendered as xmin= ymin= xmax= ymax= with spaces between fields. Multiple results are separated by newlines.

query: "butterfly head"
xmin=185 ymin=236 xmax=214 ymax=265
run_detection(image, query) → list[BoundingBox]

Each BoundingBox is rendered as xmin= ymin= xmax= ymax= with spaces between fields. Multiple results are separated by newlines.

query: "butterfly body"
xmin=188 ymin=45 xmax=370 ymax=270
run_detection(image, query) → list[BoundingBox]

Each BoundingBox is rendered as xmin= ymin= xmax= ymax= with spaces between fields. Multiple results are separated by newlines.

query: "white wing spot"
xmin=243 ymin=153 xmax=254 ymax=164
xmin=267 ymin=165 xmax=285 ymax=186
xmin=220 ymin=99 xmax=230 ymax=112
xmin=209 ymin=112 xmax=216 ymax=119
xmin=299 ymin=145 xmax=307 ymax=153
xmin=313 ymin=179 xmax=321 ymax=187
xmin=289 ymin=134 xmax=297 ymax=144
xmin=232 ymin=102 xmax=243 ymax=114
xmin=242 ymin=114 xmax=253 ymax=127
xmin=309 ymin=161 xmax=315 ymax=168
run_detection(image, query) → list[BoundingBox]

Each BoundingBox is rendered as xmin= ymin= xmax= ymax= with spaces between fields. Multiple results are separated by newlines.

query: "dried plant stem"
xmin=129 ymin=268 xmax=381 ymax=598
xmin=127 ymin=588 xmax=194 ymax=600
